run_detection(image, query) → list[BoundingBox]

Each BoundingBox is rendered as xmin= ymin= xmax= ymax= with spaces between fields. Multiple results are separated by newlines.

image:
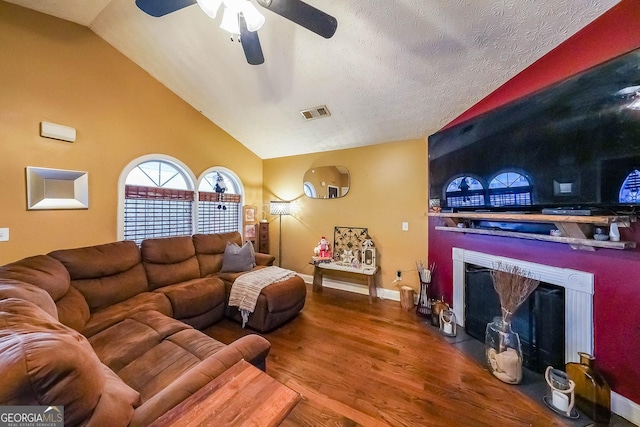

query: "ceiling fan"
xmin=135 ymin=0 xmax=338 ymax=65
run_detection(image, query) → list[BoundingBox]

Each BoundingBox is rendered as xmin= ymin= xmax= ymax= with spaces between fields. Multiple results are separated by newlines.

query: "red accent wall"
xmin=429 ymin=0 xmax=640 ymax=405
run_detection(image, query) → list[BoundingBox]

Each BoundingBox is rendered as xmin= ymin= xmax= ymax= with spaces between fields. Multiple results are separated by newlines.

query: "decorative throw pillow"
xmin=220 ymin=242 xmax=256 ymax=273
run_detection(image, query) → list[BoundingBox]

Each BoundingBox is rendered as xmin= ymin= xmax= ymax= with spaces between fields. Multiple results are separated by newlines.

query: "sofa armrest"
xmin=255 ymin=253 xmax=276 ymax=266
xmin=129 ymin=334 xmax=271 ymax=427
xmin=224 ymin=334 xmax=271 ymax=368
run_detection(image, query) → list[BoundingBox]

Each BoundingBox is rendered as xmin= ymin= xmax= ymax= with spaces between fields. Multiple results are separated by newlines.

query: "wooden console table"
xmin=312 ymin=261 xmax=380 ymax=303
xmin=149 ymin=360 xmax=300 ymax=427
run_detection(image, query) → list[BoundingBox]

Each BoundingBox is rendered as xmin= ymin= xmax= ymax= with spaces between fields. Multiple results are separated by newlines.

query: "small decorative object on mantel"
xmin=439 ymin=307 xmax=457 ymax=337
xmin=485 ymin=262 xmax=539 ymax=384
xmin=544 ymin=366 xmax=578 ymax=419
xmin=416 ymin=261 xmax=436 ymax=317
xmin=609 ymin=223 xmax=620 ymax=242
xmin=429 ymin=198 xmax=442 ymax=213
xmin=565 ymin=352 xmax=611 ymax=423
xmin=593 ymin=227 xmax=609 ymax=241
xmin=550 ymin=229 xmax=563 ymax=237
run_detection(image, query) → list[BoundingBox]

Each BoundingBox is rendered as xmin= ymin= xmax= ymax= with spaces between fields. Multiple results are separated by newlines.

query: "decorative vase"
xmin=485 ymin=317 xmax=523 ymax=384
xmin=565 ymin=352 xmax=611 ymax=423
xmin=416 ymin=277 xmax=431 ymax=317
xmin=430 ymin=299 xmax=448 ymax=327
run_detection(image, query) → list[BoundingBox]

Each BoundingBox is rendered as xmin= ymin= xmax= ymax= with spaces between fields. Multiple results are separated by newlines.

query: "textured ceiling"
xmin=6 ymin=0 xmax=620 ymax=159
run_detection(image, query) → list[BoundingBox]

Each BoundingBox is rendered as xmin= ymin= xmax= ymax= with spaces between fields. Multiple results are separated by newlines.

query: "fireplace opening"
xmin=464 ymin=264 xmax=565 ymax=374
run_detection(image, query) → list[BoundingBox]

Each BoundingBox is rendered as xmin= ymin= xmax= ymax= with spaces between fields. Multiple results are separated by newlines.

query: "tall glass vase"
xmin=485 ymin=317 xmax=523 ymax=384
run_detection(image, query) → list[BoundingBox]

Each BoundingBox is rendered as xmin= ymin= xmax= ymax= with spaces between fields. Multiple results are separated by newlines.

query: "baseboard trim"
xmin=299 ymin=274 xmax=402 ymax=301
xmin=299 ymin=274 xmax=639 ymax=425
xmin=612 ymin=392 xmax=640 ymax=425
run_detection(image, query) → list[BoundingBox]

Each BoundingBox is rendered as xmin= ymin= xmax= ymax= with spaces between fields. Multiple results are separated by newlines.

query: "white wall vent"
xmin=300 ymin=105 xmax=331 ymax=121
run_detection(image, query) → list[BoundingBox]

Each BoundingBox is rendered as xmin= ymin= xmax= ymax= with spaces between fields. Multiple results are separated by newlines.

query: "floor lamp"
xmin=269 ymin=200 xmax=291 ymax=267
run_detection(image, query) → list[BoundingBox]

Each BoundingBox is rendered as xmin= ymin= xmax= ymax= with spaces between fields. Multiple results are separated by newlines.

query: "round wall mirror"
xmin=303 ymin=166 xmax=350 ymax=199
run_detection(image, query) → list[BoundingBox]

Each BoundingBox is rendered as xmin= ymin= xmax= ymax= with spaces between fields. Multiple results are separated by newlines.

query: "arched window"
xmin=445 ymin=176 xmax=485 ymax=207
xmin=121 ymin=157 xmax=195 ymax=244
xmin=303 ymin=182 xmax=317 ymax=198
xmin=197 ymin=168 xmax=243 ymax=234
xmin=488 ymin=171 xmax=532 ymax=207
xmin=619 ymin=169 xmax=640 ymax=203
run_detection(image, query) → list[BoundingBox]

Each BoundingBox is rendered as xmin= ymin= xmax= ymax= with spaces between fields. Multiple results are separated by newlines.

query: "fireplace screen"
xmin=465 ymin=265 xmax=565 ymax=373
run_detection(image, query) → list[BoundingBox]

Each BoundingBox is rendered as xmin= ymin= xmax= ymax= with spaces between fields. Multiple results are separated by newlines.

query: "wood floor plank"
xmin=204 ymin=285 xmax=571 ymax=426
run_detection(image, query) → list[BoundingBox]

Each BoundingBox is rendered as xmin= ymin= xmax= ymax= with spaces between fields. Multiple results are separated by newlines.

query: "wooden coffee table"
xmin=149 ymin=360 xmax=300 ymax=426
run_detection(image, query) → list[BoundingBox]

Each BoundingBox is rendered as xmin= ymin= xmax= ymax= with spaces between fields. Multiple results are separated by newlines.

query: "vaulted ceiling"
xmin=6 ymin=0 xmax=619 ymax=158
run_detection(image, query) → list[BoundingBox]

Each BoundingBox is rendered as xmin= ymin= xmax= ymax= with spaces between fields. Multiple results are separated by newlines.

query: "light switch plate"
xmin=0 ymin=228 xmax=9 ymax=242
xmin=402 ymin=222 xmax=409 ymax=231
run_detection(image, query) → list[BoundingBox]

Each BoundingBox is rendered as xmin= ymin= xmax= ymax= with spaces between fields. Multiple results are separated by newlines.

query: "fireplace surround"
xmin=451 ymin=248 xmax=594 ymax=364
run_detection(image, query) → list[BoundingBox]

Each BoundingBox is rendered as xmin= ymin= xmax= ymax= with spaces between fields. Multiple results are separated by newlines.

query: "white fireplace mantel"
xmin=452 ymin=247 xmax=594 ymax=364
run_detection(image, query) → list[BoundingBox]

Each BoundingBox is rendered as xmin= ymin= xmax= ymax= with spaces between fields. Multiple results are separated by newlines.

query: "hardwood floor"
xmin=204 ymin=285 xmax=575 ymax=426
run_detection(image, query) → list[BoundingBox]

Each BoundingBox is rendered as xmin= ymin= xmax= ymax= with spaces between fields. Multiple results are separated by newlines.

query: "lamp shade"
xmin=270 ymin=201 xmax=291 ymax=216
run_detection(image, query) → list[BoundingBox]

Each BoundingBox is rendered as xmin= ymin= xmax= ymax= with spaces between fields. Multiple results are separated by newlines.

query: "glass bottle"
xmin=485 ymin=317 xmax=523 ymax=384
xmin=565 ymin=352 xmax=611 ymax=423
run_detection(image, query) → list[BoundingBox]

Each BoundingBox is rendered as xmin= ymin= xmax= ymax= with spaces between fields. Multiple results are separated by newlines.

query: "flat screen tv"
xmin=428 ymin=47 xmax=640 ymax=214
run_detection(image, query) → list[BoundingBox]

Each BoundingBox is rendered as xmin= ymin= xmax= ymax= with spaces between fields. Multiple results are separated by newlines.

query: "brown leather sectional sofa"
xmin=0 ymin=231 xmax=307 ymax=426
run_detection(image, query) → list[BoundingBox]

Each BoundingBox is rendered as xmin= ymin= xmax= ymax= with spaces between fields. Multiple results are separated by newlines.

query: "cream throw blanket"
xmin=228 ymin=266 xmax=297 ymax=327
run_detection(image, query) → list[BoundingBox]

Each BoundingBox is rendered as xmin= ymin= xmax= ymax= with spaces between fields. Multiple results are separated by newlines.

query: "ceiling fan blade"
xmin=240 ymin=15 xmax=265 ymax=65
xmin=135 ymin=0 xmax=196 ymax=17
xmin=256 ymin=0 xmax=337 ymax=39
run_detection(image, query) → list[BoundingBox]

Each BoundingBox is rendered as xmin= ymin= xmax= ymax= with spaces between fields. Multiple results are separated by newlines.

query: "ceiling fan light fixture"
xmin=240 ymin=2 xmax=265 ymax=32
xmin=196 ymin=0 xmax=222 ymax=19
xmin=220 ymin=6 xmax=241 ymax=35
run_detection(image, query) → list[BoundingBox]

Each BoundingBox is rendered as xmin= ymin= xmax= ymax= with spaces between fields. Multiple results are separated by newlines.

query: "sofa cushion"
xmin=0 ymin=255 xmax=70 ymax=301
xmin=89 ymin=310 xmax=196 ymax=373
xmin=141 ymin=236 xmax=200 ymax=290
xmin=193 ymin=232 xmax=242 ymax=276
xmin=0 ymin=298 xmax=110 ymax=426
xmin=153 ymin=277 xmax=226 ymax=320
xmin=220 ymin=242 xmax=256 ymax=273
xmin=49 ymin=241 xmax=149 ymax=311
xmin=81 ymin=292 xmax=173 ymax=338
xmin=0 ymin=279 xmax=58 ymax=319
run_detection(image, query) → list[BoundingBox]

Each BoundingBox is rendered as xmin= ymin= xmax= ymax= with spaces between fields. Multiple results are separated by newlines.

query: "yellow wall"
xmin=0 ymin=2 xmax=430 ymax=293
xmin=263 ymin=139 xmax=429 ymax=292
xmin=0 ymin=3 xmax=263 ymax=263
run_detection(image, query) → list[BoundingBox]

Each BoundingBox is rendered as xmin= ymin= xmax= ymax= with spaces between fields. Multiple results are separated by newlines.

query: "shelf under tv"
xmin=429 ymin=212 xmax=636 ymax=251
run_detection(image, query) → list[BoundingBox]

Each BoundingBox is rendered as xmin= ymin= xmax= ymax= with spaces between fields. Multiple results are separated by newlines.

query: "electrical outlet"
xmin=402 ymin=222 xmax=409 ymax=231
xmin=0 ymin=228 xmax=9 ymax=242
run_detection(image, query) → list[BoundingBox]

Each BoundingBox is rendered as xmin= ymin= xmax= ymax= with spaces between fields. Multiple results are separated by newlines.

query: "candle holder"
xmin=544 ymin=366 xmax=578 ymax=419
xmin=439 ymin=308 xmax=457 ymax=337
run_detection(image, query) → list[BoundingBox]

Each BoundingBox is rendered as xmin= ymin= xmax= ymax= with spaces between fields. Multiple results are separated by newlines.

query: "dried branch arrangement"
xmin=490 ymin=262 xmax=540 ymax=323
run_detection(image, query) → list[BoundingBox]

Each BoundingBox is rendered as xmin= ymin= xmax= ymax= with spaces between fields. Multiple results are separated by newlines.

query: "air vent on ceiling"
xmin=300 ymin=105 xmax=331 ymax=121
